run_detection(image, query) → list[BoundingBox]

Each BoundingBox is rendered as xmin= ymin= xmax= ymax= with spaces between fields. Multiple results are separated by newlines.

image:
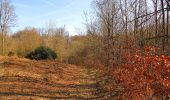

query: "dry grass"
xmin=0 ymin=56 xmax=114 ymax=100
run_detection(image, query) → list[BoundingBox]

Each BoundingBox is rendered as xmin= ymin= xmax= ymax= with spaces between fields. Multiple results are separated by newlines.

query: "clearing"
xmin=0 ymin=57 xmax=116 ymax=100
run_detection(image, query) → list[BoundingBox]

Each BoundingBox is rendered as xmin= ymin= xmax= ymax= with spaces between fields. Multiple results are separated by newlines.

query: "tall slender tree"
xmin=0 ymin=0 xmax=16 ymax=55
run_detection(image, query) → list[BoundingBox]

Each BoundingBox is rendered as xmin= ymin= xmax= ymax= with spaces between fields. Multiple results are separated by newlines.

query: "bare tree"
xmin=0 ymin=0 xmax=16 ymax=55
xmin=119 ymin=0 xmax=129 ymax=44
xmin=152 ymin=0 xmax=158 ymax=44
xmin=86 ymin=0 xmax=170 ymax=69
xmin=160 ymin=0 xmax=166 ymax=50
xmin=94 ymin=0 xmax=123 ymax=67
xmin=166 ymin=0 xmax=169 ymax=53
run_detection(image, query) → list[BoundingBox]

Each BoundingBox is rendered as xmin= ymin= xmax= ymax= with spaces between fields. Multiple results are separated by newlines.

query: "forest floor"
xmin=0 ymin=56 xmax=117 ymax=100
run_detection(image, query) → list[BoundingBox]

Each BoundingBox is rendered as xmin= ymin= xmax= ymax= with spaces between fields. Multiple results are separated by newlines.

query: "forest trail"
xmin=0 ymin=57 xmax=116 ymax=100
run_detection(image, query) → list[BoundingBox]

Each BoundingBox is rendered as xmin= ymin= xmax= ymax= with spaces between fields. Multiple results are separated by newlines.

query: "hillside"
xmin=0 ymin=56 xmax=115 ymax=100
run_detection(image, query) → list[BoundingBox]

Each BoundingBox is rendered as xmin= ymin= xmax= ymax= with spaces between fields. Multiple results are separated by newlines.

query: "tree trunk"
xmin=161 ymin=0 xmax=165 ymax=51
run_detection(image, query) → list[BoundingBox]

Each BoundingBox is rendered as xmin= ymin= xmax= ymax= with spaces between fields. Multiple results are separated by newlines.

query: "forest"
xmin=0 ymin=0 xmax=169 ymax=99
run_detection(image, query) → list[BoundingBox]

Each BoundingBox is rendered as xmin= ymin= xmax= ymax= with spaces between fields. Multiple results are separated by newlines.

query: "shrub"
xmin=110 ymin=46 xmax=170 ymax=99
xmin=8 ymin=51 xmax=15 ymax=57
xmin=25 ymin=46 xmax=57 ymax=60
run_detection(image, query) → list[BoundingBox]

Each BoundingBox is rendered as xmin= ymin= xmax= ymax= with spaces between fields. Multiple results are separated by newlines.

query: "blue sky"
xmin=11 ymin=0 xmax=93 ymax=35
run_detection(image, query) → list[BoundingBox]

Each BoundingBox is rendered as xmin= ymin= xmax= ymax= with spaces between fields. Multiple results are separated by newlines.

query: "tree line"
xmin=0 ymin=0 xmax=169 ymax=66
xmin=85 ymin=0 xmax=170 ymax=67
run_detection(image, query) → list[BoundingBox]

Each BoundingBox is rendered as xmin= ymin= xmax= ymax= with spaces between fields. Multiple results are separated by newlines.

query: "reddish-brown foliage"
xmin=110 ymin=46 xmax=170 ymax=99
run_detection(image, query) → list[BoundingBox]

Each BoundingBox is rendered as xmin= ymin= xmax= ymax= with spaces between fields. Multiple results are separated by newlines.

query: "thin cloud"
xmin=15 ymin=0 xmax=91 ymax=35
xmin=39 ymin=0 xmax=56 ymax=8
xmin=23 ymin=0 xmax=77 ymax=23
xmin=12 ymin=3 xmax=33 ymax=9
xmin=45 ymin=1 xmax=76 ymax=16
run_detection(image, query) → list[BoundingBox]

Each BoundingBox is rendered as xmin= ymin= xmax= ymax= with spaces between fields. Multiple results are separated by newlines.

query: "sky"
xmin=11 ymin=0 xmax=93 ymax=35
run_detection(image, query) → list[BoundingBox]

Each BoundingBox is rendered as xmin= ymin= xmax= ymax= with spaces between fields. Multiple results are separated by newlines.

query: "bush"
xmin=25 ymin=46 xmax=57 ymax=60
xmin=8 ymin=51 xmax=15 ymax=57
xmin=110 ymin=46 xmax=170 ymax=99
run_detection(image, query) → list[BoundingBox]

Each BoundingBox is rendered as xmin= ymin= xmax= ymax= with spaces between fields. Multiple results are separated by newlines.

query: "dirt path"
xmin=0 ymin=57 xmax=116 ymax=100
